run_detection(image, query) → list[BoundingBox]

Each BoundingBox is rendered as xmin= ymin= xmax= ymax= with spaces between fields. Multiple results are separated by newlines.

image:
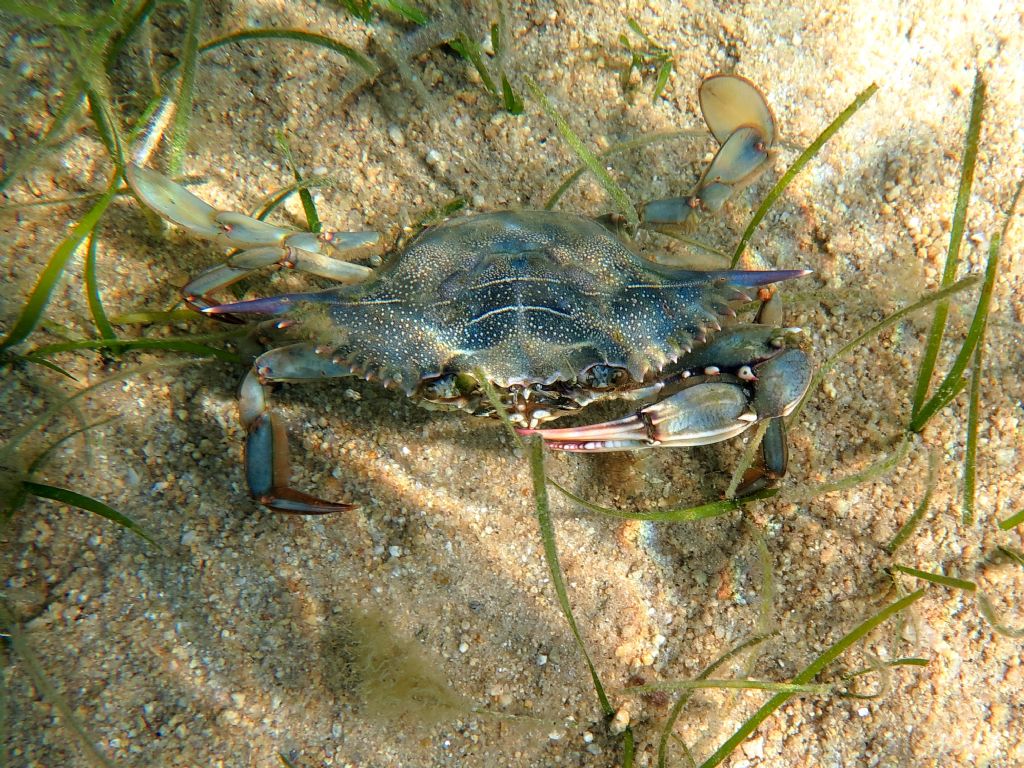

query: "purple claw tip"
xmin=202 ymin=295 xmax=300 ymax=316
xmin=721 ymin=268 xmax=812 ymax=289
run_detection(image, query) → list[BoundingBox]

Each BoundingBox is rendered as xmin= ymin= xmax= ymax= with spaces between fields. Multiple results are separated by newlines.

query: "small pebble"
xmin=609 ymin=706 xmax=630 ymax=735
xmin=387 ymin=125 xmax=405 ymax=146
xmin=742 ymin=736 xmax=765 ymax=759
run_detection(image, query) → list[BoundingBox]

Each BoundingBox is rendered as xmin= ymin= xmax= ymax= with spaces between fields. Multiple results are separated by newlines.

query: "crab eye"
xmin=580 ymin=364 xmax=630 ymax=390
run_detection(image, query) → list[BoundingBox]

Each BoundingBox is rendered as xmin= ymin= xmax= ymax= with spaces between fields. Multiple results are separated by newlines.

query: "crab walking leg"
xmin=125 ymin=164 xmax=379 ymax=310
xmin=640 ymin=74 xmax=777 ymax=233
xmin=239 ymin=343 xmax=357 ymax=514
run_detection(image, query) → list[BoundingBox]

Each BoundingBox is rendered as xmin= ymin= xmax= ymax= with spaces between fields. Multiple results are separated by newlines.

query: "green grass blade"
xmin=255 ymin=186 xmax=301 ymax=221
xmin=530 ymin=437 xmax=637 ymax=761
xmin=490 ymin=21 xmax=501 ymax=55
xmin=68 ymin=17 xmax=127 ymax=172
xmin=0 ymin=179 xmax=120 ymax=350
xmin=652 ymin=60 xmax=672 ymax=102
xmin=885 ymin=448 xmax=939 ymax=554
xmin=84 ymin=86 xmax=126 ymax=172
xmin=964 ymin=177 xmax=1023 ymax=520
xmin=0 ymin=0 xmax=95 ymax=27
xmin=27 ymin=337 xmax=241 ymax=362
xmin=628 ymin=679 xmax=832 ymax=695
xmin=788 ymin=275 xmax=979 ymax=424
xmin=452 ymin=32 xmax=498 ymax=95
xmin=108 ymin=309 xmax=199 ymax=325
xmin=527 ymin=438 xmax=612 ymax=717
xmin=847 ymin=658 xmax=930 ymax=677
xmin=976 ymin=592 xmax=1024 ymax=639
xmin=999 ymin=509 xmax=1024 ymax=530
xmin=997 ymin=546 xmax=1024 ymax=567
xmin=697 ymin=589 xmax=925 ymax=768
xmin=275 ymin=132 xmax=322 ymax=233
xmin=910 ymin=72 xmax=985 ymax=418
xmin=961 ymin=338 xmax=983 ymax=525
xmin=83 ymin=231 xmax=118 ymax=342
xmin=105 ymin=0 xmax=158 ymax=69
xmin=375 ymin=0 xmax=428 ymax=25
xmin=549 ymin=479 xmax=777 ymax=522
xmin=0 ymin=602 xmax=119 ymax=768
xmin=26 ymin=417 xmax=120 ymax=476
xmin=168 ymin=0 xmax=203 ymax=176
xmin=657 ymin=635 xmax=770 ymax=768
xmin=84 ymin=89 xmax=117 ymax=164
xmin=725 ymin=420 xmax=769 ymax=499
xmin=0 ymin=362 xmax=189 ymax=463
xmin=526 ymin=76 xmax=639 ymax=229
xmin=784 ymin=435 xmax=911 ymax=502
xmin=747 ymin=518 xmax=776 ymax=635
xmin=909 ymin=231 xmax=1000 ymax=432
xmin=23 ymin=481 xmax=157 ymax=546
xmin=412 ymin=196 xmax=467 ymax=233
xmin=730 ymin=83 xmax=877 ymax=268
xmin=891 ymin=564 xmax=976 ymax=592
xmin=0 ymin=87 xmax=85 ymax=194
xmin=59 ymin=2 xmax=140 ymax=174
xmin=198 ymin=29 xmax=378 ymax=75
xmin=543 ymin=129 xmax=695 ymax=211
xmin=966 ymin=175 xmax=1024 ymax=524
xmin=1 ymin=482 xmax=31 ymax=520
xmin=500 ymin=73 xmax=524 ymax=115
xmin=336 ymin=0 xmax=372 ymax=21
xmin=0 ymin=0 xmax=152 ymax=193
xmin=16 ymin=354 xmax=79 ymax=380
xmin=476 ymin=372 xmax=522 ymax=448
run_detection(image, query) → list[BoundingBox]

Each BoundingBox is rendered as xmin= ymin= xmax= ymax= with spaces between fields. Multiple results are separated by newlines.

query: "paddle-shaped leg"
xmin=640 ymin=74 xmax=777 ymax=234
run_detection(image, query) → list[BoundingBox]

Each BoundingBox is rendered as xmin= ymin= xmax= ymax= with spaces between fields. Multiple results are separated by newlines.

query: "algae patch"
xmin=320 ymin=606 xmax=472 ymax=727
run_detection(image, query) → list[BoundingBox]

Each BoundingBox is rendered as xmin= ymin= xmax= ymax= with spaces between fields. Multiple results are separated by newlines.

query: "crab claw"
xmin=519 ymin=382 xmax=755 ymax=451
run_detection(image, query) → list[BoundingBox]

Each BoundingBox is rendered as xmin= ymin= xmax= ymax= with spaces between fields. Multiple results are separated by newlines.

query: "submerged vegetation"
xmin=0 ymin=2 xmax=1020 ymax=767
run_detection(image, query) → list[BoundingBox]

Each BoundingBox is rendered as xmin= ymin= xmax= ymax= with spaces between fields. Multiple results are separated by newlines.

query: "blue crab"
xmin=126 ymin=75 xmax=811 ymax=514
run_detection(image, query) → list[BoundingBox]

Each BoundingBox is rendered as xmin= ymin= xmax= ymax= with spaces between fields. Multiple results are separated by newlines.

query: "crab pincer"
xmin=520 ymin=328 xmax=812 ymax=490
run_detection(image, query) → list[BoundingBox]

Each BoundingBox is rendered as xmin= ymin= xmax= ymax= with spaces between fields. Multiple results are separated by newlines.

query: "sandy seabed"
xmin=2 ymin=1 xmax=1023 ymax=766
